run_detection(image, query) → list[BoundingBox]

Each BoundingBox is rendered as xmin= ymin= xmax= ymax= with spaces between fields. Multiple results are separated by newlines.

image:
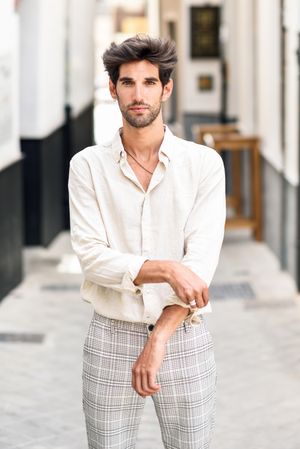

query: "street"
xmin=0 ymin=230 xmax=299 ymax=449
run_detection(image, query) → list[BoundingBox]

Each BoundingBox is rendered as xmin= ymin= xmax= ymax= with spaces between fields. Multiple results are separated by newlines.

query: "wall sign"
xmin=190 ymin=6 xmax=220 ymax=59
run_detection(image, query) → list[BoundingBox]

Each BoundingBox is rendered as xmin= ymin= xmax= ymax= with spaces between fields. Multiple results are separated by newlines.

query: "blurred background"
xmin=1 ymin=1 xmax=300 ymax=448
xmin=1 ymin=0 xmax=300 ymax=295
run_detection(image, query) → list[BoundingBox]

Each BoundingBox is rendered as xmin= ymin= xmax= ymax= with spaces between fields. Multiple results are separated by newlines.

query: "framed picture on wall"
xmin=190 ymin=6 xmax=220 ymax=59
xmin=198 ymin=74 xmax=214 ymax=91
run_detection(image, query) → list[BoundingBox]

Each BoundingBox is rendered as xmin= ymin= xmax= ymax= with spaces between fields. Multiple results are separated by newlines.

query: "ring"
xmin=189 ymin=299 xmax=197 ymax=307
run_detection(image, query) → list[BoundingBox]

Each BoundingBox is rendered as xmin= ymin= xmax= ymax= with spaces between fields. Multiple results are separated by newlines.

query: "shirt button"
xmin=148 ymin=324 xmax=155 ymax=331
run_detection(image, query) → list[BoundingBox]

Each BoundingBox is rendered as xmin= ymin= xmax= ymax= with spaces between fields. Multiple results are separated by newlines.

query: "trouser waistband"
xmin=92 ymin=311 xmax=197 ymax=335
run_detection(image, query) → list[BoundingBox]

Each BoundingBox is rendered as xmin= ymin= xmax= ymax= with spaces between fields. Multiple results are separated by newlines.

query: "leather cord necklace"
xmin=124 ymin=149 xmax=155 ymax=175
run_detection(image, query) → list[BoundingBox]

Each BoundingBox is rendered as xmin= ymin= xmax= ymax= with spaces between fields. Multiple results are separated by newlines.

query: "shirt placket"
xmin=141 ymin=191 xmax=152 ymax=321
xmin=141 ymin=163 xmax=167 ymax=322
xmin=119 ymin=150 xmax=169 ymax=323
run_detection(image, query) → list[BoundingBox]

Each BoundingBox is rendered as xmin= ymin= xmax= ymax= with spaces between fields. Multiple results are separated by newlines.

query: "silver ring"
xmin=189 ymin=299 xmax=197 ymax=307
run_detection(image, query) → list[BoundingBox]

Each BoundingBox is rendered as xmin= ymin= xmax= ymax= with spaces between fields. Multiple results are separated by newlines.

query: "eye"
xmin=145 ymin=80 xmax=156 ymax=85
xmin=121 ymin=80 xmax=134 ymax=86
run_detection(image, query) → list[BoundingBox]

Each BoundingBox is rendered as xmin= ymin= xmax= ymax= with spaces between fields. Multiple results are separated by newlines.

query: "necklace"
xmin=124 ymin=149 xmax=155 ymax=175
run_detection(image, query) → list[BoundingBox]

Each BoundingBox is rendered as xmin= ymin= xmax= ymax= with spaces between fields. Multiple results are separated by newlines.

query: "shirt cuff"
xmin=163 ymin=295 xmax=212 ymax=326
xmin=121 ymin=256 xmax=148 ymax=295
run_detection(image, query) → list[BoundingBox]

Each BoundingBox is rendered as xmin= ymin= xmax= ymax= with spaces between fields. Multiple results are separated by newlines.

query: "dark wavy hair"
xmin=102 ymin=34 xmax=177 ymax=86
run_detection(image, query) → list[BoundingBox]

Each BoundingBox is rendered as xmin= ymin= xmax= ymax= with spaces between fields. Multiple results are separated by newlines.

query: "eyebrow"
xmin=119 ymin=76 xmax=159 ymax=82
xmin=145 ymin=77 xmax=159 ymax=82
xmin=119 ymin=77 xmax=133 ymax=82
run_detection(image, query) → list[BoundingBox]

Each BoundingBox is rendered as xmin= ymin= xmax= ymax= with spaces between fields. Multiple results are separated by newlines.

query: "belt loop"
xmin=110 ymin=319 xmax=116 ymax=334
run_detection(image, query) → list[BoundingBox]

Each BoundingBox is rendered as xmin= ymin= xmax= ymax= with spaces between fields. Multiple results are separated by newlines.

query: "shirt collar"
xmin=111 ymin=125 xmax=174 ymax=163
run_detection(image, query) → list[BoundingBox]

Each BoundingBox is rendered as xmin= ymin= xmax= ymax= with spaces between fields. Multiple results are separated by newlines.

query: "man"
xmin=68 ymin=35 xmax=225 ymax=449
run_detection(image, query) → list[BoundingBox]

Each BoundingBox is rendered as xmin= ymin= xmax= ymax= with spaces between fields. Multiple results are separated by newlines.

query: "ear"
xmin=161 ymin=79 xmax=173 ymax=103
xmin=109 ymin=79 xmax=117 ymax=100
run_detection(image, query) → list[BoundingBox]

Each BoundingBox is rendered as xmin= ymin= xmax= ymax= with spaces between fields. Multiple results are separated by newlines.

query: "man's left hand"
xmin=132 ymin=336 xmax=166 ymax=397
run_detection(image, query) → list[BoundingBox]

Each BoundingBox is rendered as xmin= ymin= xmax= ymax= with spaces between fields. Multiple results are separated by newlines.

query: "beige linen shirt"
xmin=68 ymin=126 xmax=226 ymax=325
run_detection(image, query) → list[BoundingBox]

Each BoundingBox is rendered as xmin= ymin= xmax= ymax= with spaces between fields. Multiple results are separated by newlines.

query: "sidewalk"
xmin=0 ymin=230 xmax=299 ymax=449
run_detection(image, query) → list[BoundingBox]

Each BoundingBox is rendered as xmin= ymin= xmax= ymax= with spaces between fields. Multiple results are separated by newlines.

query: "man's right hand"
xmin=164 ymin=261 xmax=209 ymax=309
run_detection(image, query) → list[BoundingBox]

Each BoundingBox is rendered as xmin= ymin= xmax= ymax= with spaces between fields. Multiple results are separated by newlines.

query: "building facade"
xmin=0 ymin=0 xmax=95 ymax=301
xmin=0 ymin=1 xmax=23 ymax=299
xmin=1 ymin=0 xmax=300 ymax=300
xmin=160 ymin=0 xmax=300 ymax=287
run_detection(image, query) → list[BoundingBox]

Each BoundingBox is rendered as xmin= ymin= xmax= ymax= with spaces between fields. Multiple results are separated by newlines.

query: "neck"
xmin=121 ymin=119 xmax=165 ymax=160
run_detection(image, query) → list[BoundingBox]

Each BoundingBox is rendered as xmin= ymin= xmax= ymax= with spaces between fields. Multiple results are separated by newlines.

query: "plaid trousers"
xmin=82 ymin=312 xmax=217 ymax=449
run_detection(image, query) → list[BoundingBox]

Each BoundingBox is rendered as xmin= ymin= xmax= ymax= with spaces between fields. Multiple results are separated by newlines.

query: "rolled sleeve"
xmin=121 ymin=256 xmax=148 ymax=295
xmin=163 ymin=294 xmax=212 ymax=325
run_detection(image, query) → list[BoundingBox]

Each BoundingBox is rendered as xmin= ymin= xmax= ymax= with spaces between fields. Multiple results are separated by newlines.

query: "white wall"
xmin=226 ymin=0 xmax=299 ymax=183
xmin=222 ymin=0 xmax=238 ymax=119
xmin=67 ymin=0 xmax=95 ymax=118
xmin=283 ymin=0 xmax=300 ymax=186
xmin=236 ymin=0 xmax=255 ymax=132
xmin=223 ymin=0 xmax=255 ymax=131
xmin=159 ymin=0 xmax=181 ymax=124
xmin=255 ymin=0 xmax=282 ymax=172
xmin=19 ymin=0 xmax=67 ymax=138
xmin=180 ymin=0 xmax=222 ymax=115
xmin=147 ymin=0 xmax=160 ymax=37
xmin=0 ymin=0 xmax=21 ymax=171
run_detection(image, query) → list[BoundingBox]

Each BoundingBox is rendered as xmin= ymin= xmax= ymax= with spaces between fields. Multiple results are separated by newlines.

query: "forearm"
xmin=135 ymin=259 xmax=209 ymax=310
xmin=132 ymin=304 xmax=189 ymax=397
xmin=150 ymin=304 xmax=189 ymax=344
xmin=133 ymin=259 xmax=175 ymax=285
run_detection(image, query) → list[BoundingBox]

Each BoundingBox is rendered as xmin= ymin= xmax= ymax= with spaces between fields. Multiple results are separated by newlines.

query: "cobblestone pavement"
xmin=0 ymin=230 xmax=299 ymax=449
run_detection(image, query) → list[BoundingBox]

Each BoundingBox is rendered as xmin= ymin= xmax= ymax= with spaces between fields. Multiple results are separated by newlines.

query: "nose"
xmin=132 ymin=84 xmax=144 ymax=103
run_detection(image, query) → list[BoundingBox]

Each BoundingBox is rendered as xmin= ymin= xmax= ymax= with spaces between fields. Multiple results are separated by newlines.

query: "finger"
xmin=190 ymin=303 xmax=198 ymax=311
xmin=194 ymin=290 xmax=208 ymax=309
xmin=141 ymin=371 xmax=153 ymax=396
xmin=202 ymin=286 xmax=209 ymax=305
xmin=132 ymin=367 xmax=136 ymax=390
xmin=140 ymin=371 xmax=160 ymax=396
xmin=193 ymin=291 xmax=205 ymax=308
xmin=188 ymin=298 xmax=197 ymax=308
xmin=132 ymin=369 xmax=145 ymax=397
xmin=186 ymin=292 xmax=197 ymax=309
xmin=147 ymin=372 xmax=160 ymax=394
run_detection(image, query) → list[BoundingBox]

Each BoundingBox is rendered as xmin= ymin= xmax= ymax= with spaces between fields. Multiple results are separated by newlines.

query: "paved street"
xmin=0 ymin=230 xmax=300 ymax=449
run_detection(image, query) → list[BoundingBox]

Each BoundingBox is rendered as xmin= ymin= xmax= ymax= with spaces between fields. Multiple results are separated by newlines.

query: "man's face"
xmin=109 ymin=60 xmax=172 ymax=128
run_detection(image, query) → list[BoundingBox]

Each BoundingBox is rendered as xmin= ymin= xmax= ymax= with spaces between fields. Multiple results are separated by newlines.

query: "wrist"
xmin=160 ymin=260 xmax=179 ymax=283
xmin=149 ymin=330 xmax=169 ymax=345
xmin=150 ymin=305 xmax=189 ymax=345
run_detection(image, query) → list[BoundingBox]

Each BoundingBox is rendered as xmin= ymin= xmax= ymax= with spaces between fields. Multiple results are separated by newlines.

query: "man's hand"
xmin=132 ymin=335 xmax=166 ymax=397
xmin=166 ymin=262 xmax=209 ymax=309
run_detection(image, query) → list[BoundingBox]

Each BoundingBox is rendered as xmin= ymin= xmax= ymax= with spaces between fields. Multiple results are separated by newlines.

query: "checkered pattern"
xmin=82 ymin=313 xmax=217 ymax=449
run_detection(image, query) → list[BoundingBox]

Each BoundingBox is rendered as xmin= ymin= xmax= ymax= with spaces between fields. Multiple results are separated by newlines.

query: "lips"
xmin=129 ymin=107 xmax=149 ymax=112
xmin=128 ymin=103 xmax=149 ymax=111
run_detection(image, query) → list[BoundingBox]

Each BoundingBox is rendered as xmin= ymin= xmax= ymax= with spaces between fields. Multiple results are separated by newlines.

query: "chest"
xmin=126 ymin=158 xmax=158 ymax=192
xmin=95 ymin=167 xmax=197 ymax=235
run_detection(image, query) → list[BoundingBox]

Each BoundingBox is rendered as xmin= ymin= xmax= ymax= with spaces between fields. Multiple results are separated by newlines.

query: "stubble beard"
xmin=118 ymin=98 xmax=162 ymax=129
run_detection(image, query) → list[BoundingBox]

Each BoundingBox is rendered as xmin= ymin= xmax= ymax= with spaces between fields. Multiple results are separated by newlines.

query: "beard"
xmin=117 ymin=98 xmax=162 ymax=128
